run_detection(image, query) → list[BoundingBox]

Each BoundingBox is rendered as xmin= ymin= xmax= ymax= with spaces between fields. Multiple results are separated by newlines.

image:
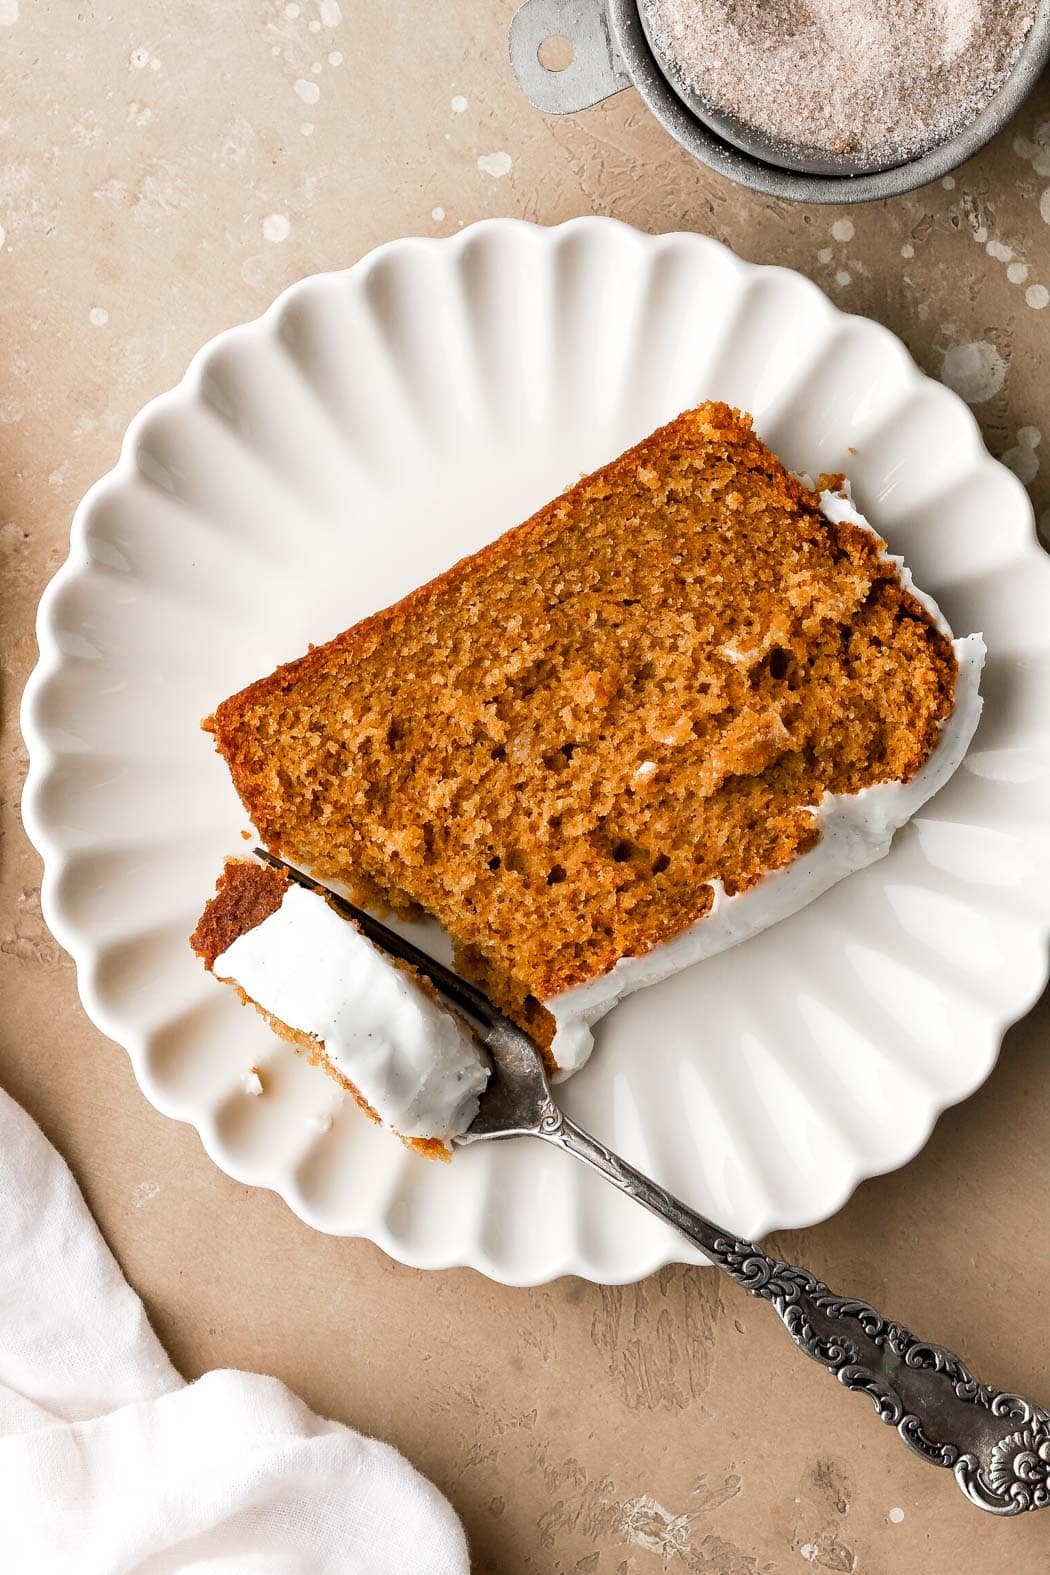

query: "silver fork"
xmin=258 ymin=849 xmax=1050 ymax=1516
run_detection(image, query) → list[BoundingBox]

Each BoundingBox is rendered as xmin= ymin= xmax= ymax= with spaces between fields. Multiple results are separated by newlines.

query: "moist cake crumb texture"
xmin=207 ymin=403 xmax=957 ymax=1053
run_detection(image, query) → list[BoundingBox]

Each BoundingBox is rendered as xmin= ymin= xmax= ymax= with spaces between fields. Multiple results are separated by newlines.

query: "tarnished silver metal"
xmin=257 ymin=849 xmax=1050 ymax=1515
xmin=509 ymin=0 xmax=1050 ymax=204
xmin=460 ymin=1019 xmax=1050 ymax=1516
xmin=253 ymin=848 xmax=499 ymax=1032
xmin=509 ymin=0 xmax=629 ymax=114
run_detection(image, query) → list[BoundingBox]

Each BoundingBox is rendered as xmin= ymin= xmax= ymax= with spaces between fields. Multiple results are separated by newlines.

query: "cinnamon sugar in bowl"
xmin=509 ymin=0 xmax=1050 ymax=201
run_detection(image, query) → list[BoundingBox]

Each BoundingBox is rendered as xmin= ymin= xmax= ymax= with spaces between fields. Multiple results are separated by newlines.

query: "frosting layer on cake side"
xmin=213 ymin=883 xmax=490 ymax=1140
xmin=543 ymin=485 xmax=986 ymax=1076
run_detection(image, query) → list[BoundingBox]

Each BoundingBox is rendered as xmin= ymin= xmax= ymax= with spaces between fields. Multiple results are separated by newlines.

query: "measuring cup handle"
xmin=509 ymin=0 xmax=632 ymax=113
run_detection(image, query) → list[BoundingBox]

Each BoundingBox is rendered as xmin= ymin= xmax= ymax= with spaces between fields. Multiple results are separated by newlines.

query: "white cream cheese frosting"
xmin=213 ymin=883 xmax=490 ymax=1140
xmin=543 ymin=484 xmax=986 ymax=1077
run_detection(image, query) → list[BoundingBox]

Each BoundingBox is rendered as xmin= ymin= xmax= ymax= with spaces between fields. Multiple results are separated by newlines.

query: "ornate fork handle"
xmin=539 ymin=1103 xmax=1050 ymax=1516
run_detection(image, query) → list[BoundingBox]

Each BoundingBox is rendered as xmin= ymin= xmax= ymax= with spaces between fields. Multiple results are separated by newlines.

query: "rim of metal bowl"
xmin=610 ymin=0 xmax=1050 ymax=204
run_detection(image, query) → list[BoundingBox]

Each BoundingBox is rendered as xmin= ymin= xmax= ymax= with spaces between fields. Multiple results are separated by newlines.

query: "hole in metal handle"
xmin=510 ymin=0 xmax=631 ymax=114
xmin=538 ymin=34 xmax=574 ymax=72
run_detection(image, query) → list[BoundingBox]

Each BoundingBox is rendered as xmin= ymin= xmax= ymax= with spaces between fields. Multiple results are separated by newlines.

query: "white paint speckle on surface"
xmin=132 ymin=1180 xmax=160 ymax=1207
xmin=831 ymin=218 xmax=854 ymax=242
xmin=241 ymin=254 xmax=270 ymax=287
xmin=621 ymin=1495 xmax=691 ymax=1556
xmin=800 ymin=1545 xmax=818 ymax=1563
xmin=1041 ymin=189 xmax=1050 ymax=225
xmin=95 ymin=177 xmax=129 ymax=204
xmin=987 ymin=239 xmax=1013 ymax=262
xmin=283 ymin=2 xmax=300 ymax=16
xmin=972 ymin=224 xmax=989 ymax=244
xmin=451 ymin=94 xmax=469 ymax=113
xmin=941 ymin=340 xmax=1007 ymax=404
xmin=835 ymin=270 xmax=851 ymax=287
xmin=262 ymin=212 xmax=291 ymax=243
xmin=887 ymin=1507 xmax=905 ymax=1525
xmin=127 ymin=101 xmax=153 ymax=126
xmin=328 ymin=50 xmax=343 ymax=65
xmin=1003 ymin=426 xmax=1042 ymax=485
xmin=219 ymin=116 xmax=257 ymax=168
xmin=1007 ymin=261 xmax=1030 ymax=284
xmin=241 ymin=1068 xmax=264 ymax=1096
xmin=0 ymin=224 xmax=6 ymax=250
xmin=477 ymin=151 xmax=512 ymax=178
xmin=901 ymin=243 xmax=914 ymax=258
xmin=319 ymin=0 xmax=342 ymax=24
xmin=311 ymin=60 xmax=322 ymax=73
xmin=309 ymin=18 xmax=321 ymax=30
xmin=1026 ymin=283 xmax=1050 ymax=309
xmin=294 ymin=77 xmax=321 ymax=104
xmin=1006 ymin=448 xmax=1040 ymax=484
xmin=942 ymin=175 xmax=956 ymax=189
xmin=130 ymin=45 xmax=161 ymax=71
xmin=1015 ymin=127 xmax=1050 ymax=176
xmin=88 ymin=306 xmax=109 ymax=326
xmin=301 ymin=121 xmax=315 ymax=136
xmin=0 ymin=0 xmax=19 ymax=22
xmin=431 ymin=206 xmax=445 ymax=221
xmin=72 ymin=117 xmax=102 ymax=148
xmin=817 ymin=246 xmax=833 ymax=264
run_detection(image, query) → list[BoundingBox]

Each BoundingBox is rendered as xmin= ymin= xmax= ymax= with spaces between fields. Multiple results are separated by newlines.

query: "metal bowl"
xmin=510 ymin=0 xmax=1050 ymax=204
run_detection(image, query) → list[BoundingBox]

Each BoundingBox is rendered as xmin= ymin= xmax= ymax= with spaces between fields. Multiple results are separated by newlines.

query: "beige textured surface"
xmin=3 ymin=4 xmax=1050 ymax=1570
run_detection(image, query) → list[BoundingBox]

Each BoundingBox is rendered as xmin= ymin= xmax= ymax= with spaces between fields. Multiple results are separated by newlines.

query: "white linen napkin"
xmin=0 ymin=1086 xmax=470 ymax=1573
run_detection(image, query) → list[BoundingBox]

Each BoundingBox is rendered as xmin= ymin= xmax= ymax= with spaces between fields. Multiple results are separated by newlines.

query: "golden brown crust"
xmin=209 ymin=404 xmax=820 ymax=751
xmin=190 ymin=858 xmax=288 ymax=968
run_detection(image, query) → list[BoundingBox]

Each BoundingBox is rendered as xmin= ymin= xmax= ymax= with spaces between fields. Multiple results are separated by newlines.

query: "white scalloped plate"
xmin=21 ymin=219 xmax=1050 ymax=1285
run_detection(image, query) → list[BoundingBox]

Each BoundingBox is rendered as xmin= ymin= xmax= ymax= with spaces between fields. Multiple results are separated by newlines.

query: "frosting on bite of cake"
xmin=194 ymin=864 xmax=490 ymax=1146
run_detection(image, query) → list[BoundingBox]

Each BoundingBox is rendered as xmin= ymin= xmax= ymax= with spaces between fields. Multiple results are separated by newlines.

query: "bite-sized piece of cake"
xmin=190 ymin=859 xmax=489 ymax=1155
xmin=206 ymin=403 xmax=984 ymax=1074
